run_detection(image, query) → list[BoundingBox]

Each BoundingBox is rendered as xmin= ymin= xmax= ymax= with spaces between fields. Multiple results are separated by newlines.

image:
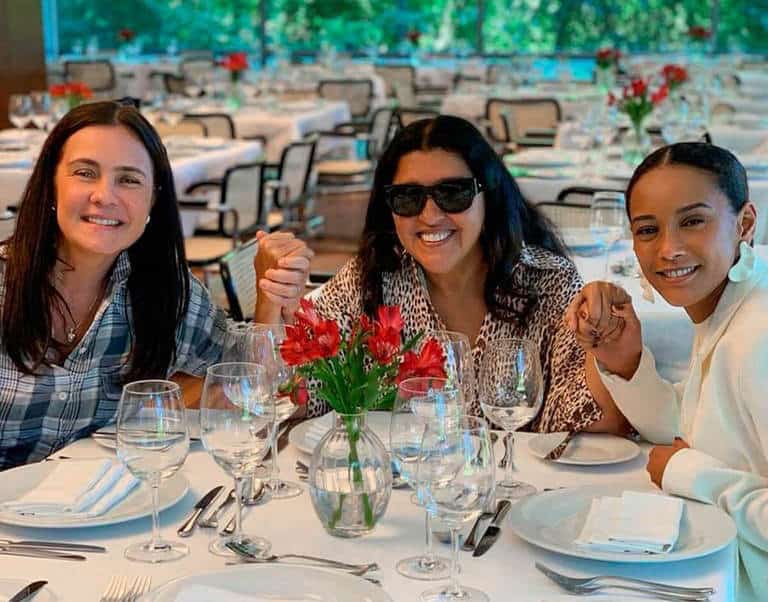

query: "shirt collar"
xmin=110 ymin=251 xmax=131 ymax=286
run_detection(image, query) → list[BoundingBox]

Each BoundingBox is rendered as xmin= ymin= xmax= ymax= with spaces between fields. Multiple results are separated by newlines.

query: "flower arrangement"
xmin=118 ymin=28 xmax=135 ymax=43
xmin=595 ymin=47 xmax=621 ymax=70
xmin=280 ymin=299 xmax=446 ymax=532
xmin=661 ymin=64 xmax=689 ymax=91
xmin=405 ymin=29 xmax=422 ymax=47
xmin=280 ymin=299 xmax=446 ymax=414
xmin=688 ymin=25 xmax=712 ymax=41
xmin=49 ymin=82 xmax=93 ymax=109
xmin=609 ymin=78 xmax=668 ymax=129
xmin=220 ymin=52 xmax=248 ymax=83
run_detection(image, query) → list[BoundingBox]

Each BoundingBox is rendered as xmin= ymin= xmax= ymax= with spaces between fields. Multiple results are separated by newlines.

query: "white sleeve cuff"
xmin=662 ymin=448 xmax=729 ymax=502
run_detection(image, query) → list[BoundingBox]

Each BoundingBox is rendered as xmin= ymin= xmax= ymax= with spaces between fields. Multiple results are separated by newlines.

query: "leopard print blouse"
xmin=308 ymin=245 xmax=602 ymax=432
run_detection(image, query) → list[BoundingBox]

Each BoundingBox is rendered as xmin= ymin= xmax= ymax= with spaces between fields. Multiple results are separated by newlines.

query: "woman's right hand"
xmin=564 ymin=281 xmax=643 ymax=380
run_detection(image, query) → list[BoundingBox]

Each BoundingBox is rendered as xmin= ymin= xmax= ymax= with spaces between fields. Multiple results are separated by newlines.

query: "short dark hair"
xmin=358 ymin=115 xmax=566 ymax=318
xmin=626 ymin=142 xmax=749 ymax=215
xmin=2 ymin=100 xmax=189 ymax=381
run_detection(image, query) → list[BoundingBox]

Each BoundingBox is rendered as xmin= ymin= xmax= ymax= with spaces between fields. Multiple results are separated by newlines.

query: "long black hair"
xmin=2 ymin=100 xmax=189 ymax=381
xmin=358 ymin=115 xmax=566 ymax=318
xmin=626 ymin=142 xmax=749 ymax=216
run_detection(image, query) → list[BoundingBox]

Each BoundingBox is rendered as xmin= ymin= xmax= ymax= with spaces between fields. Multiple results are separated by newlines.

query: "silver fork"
xmin=100 ymin=576 xmax=152 ymax=602
xmin=535 ymin=562 xmax=713 ymax=601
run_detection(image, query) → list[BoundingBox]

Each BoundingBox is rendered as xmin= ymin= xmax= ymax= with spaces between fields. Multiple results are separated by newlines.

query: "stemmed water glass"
xmin=8 ymin=94 xmax=32 ymax=130
xmin=479 ymin=338 xmax=543 ymax=499
xmin=116 ymin=380 xmax=190 ymax=563
xmin=200 ymin=362 xmax=276 ymax=557
xmin=417 ymin=415 xmax=495 ymax=602
xmin=390 ymin=377 xmax=462 ymax=581
xmin=250 ymin=323 xmax=302 ymax=499
xmin=590 ymin=191 xmax=627 ymax=279
xmin=433 ymin=330 xmax=475 ymax=404
xmin=29 ymin=92 xmax=51 ymax=130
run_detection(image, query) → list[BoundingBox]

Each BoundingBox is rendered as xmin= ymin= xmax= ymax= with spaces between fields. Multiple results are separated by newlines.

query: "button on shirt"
xmin=0 ymin=252 xmax=228 ymax=470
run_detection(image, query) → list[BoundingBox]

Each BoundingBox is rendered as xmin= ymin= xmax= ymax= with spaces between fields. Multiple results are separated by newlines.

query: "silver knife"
xmin=8 ymin=580 xmax=47 ymax=602
xmin=472 ymin=499 xmax=512 ymax=557
xmin=177 ymin=485 xmax=224 ymax=537
xmin=0 ymin=548 xmax=86 ymax=561
xmin=2 ymin=540 xmax=106 ymax=553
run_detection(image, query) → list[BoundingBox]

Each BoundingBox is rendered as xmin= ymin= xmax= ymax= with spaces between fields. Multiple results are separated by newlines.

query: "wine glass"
xmin=8 ymin=94 xmax=32 ymax=130
xmin=433 ymin=331 xmax=475 ymax=405
xmin=479 ymin=338 xmax=543 ymax=499
xmin=29 ymin=92 xmax=51 ymax=130
xmin=417 ymin=414 xmax=495 ymax=602
xmin=200 ymin=362 xmax=276 ymax=557
xmin=390 ymin=377 xmax=462 ymax=580
xmin=116 ymin=380 xmax=190 ymax=563
xmin=250 ymin=323 xmax=302 ymax=499
xmin=590 ymin=191 xmax=627 ymax=279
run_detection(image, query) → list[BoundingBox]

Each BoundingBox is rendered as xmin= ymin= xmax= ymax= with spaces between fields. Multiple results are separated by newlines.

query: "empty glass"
xmin=479 ymin=338 xmax=543 ymax=499
xmin=200 ymin=362 xmax=276 ymax=557
xmin=433 ymin=330 xmax=475 ymax=404
xmin=8 ymin=94 xmax=32 ymax=130
xmin=390 ymin=377 xmax=462 ymax=580
xmin=418 ymin=415 xmax=495 ymax=602
xmin=29 ymin=92 xmax=51 ymax=130
xmin=590 ymin=191 xmax=627 ymax=279
xmin=116 ymin=380 xmax=190 ymax=563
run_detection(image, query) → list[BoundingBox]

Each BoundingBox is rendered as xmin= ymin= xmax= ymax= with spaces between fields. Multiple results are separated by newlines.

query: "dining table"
xmin=0 ymin=426 xmax=736 ymax=601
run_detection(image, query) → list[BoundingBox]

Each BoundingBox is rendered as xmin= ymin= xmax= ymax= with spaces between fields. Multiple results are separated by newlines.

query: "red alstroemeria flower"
xmin=294 ymin=298 xmax=323 ymax=333
xmin=651 ymin=83 xmax=669 ymax=105
xmin=630 ymin=79 xmax=647 ymax=98
xmin=396 ymin=338 xmax=447 ymax=383
xmin=688 ymin=25 xmax=712 ymax=40
xmin=314 ymin=319 xmax=341 ymax=359
xmin=367 ymin=326 xmax=401 ymax=365
xmin=118 ymin=28 xmax=135 ymax=42
xmin=607 ymin=92 xmax=616 ymax=106
xmin=280 ymin=324 xmax=321 ymax=366
xmin=49 ymin=84 xmax=67 ymax=98
xmin=221 ymin=52 xmax=248 ymax=72
xmin=376 ymin=305 xmax=404 ymax=335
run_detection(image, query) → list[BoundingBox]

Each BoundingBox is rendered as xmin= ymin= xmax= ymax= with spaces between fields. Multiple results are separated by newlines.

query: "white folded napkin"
xmin=174 ymin=585 xmax=292 ymax=602
xmin=575 ymin=491 xmax=684 ymax=554
xmin=2 ymin=459 xmax=140 ymax=518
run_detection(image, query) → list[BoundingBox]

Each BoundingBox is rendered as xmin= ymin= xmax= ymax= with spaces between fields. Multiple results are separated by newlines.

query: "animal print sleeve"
xmin=534 ymin=262 xmax=603 ymax=432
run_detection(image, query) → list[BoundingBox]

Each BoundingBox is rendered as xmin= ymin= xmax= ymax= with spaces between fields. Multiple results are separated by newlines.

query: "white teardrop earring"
xmin=728 ymin=240 xmax=756 ymax=283
xmin=145 ymin=215 xmax=151 ymax=225
xmin=638 ymin=272 xmax=655 ymax=303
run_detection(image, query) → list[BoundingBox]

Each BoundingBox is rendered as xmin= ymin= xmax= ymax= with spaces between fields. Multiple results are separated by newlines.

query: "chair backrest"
xmin=186 ymin=113 xmax=236 ymax=138
xmin=162 ymin=73 xmax=187 ymax=95
xmin=220 ymin=238 xmax=259 ymax=321
xmin=369 ymin=107 xmax=395 ymax=158
xmin=154 ymin=118 xmax=207 ymax=138
xmin=375 ymin=65 xmax=415 ymax=97
xmin=486 ymin=98 xmax=562 ymax=143
xmin=536 ymin=201 xmax=591 ymax=229
xmin=318 ymin=79 xmax=374 ymax=119
xmin=180 ymin=58 xmax=215 ymax=82
xmin=397 ymin=108 xmax=439 ymax=128
xmin=278 ymin=140 xmax=317 ymax=204
xmin=220 ymin=162 xmax=265 ymax=235
xmin=63 ymin=60 xmax=115 ymax=93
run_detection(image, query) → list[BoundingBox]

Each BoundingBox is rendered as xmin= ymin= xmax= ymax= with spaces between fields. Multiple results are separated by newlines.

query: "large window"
xmin=47 ymin=0 xmax=768 ymax=59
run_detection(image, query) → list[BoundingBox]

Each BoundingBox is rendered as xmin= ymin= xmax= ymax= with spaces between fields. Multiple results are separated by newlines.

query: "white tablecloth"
xmin=190 ymin=100 xmax=350 ymax=162
xmin=0 ymin=432 xmax=734 ymax=600
xmin=0 ymin=132 xmax=262 ymax=214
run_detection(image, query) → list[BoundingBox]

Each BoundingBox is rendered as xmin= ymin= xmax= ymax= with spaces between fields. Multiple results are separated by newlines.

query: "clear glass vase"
xmin=622 ymin=120 xmax=652 ymax=167
xmin=226 ymin=78 xmax=244 ymax=110
xmin=595 ymin=66 xmax=615 ymax=94
xmin=308 ymin=411 xmax=392 ymax=538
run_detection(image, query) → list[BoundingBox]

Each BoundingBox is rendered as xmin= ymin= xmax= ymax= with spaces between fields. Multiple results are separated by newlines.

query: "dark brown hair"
xmin=2 ymin=100 xmax=189 ymax=381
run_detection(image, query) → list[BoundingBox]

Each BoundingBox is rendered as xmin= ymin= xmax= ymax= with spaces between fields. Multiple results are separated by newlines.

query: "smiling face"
xmin=629 ymin=163 xmax=756 ymax=322
xmin=54 ymin=124 xmax=154 ymax=267
xmin=391 ymin=149 xmax=485 ymax=279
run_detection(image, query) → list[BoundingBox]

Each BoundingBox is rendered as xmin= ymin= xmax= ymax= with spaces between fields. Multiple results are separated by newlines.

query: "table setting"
xmin=0 ymin=313 xmax=739 ymax=602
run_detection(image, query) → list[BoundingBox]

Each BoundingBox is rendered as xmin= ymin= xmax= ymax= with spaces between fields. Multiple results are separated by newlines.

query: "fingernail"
xmin=590 ymin=329 xmax=599 ymax=337
xmin=579 ymin=310 xmax=588 ymax=320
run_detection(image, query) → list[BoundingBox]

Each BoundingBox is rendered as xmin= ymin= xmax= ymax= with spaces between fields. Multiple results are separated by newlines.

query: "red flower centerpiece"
xmin=118 ymin=28 xmax=135 ymax=43
xmin=49 ymin=82 xmax=93 ymax=109
xmin=661 ymin=64 xmax=689 ymax=91
xmin=280 ymin=299 xmax=446 ymax=535
xmin=688 ymin=25 xmax=712 ymax=41
xmin=220 ymin=51 xmax=248 ymax=83
xmin=595 ymin=47 xmax=621 ymax=70
xmin=609 ymin=78 xmax=668 ymax=164
xmin=405 ymin=29 xmax=422 ymax=47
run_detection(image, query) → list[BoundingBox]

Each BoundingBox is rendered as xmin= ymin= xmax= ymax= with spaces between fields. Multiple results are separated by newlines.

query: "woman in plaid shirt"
xmin=0 ymin=101 xmax=311 ymax=469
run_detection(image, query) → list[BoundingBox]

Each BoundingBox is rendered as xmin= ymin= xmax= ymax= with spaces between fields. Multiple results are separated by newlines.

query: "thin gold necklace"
xmin=54 ymin=271 xmax=105 ymax=344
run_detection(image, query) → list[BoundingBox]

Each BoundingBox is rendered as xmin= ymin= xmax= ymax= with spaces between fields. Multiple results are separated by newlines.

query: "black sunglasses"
xmin=383 ymin=177 xmax=484 ymax=217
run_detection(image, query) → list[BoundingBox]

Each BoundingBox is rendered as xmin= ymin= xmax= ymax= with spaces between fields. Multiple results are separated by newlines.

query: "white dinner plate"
xmin=289 ymin=411 xmax=392 ymax=456
xmin=92 ymin=409 xmax=201 ymax=450
xmin=0 ymin=462 xmax=189 ymax=529
xmin=528 ymin=433 xmax=640 ymax=465
xmin=0 ymin=579 xmax=58 ymax=602
xmin=138 ymin=565 xmax=393 ymax=602
xmin=507 ymin=484 xmax=736 ymax=563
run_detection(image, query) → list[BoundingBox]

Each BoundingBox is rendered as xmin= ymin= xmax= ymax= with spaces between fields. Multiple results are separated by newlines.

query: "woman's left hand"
xmin=647 ymin=437 xmax=690 ymax=487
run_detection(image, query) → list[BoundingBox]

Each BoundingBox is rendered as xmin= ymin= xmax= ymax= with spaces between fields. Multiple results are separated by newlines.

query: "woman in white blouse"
xmin=566 ymin=142 xmax=767 ymax=601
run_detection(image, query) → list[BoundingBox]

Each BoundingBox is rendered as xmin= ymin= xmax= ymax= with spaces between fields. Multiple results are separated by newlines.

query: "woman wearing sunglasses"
xmin=565 ymin=143 xmax=766 ymax=601
xmin=306 ymin=115 xmax=628 ymax=435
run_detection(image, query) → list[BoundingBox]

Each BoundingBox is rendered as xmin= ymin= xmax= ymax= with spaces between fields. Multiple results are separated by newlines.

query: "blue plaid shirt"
xmin=0 ymin=252 xmax=228 ymax=470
